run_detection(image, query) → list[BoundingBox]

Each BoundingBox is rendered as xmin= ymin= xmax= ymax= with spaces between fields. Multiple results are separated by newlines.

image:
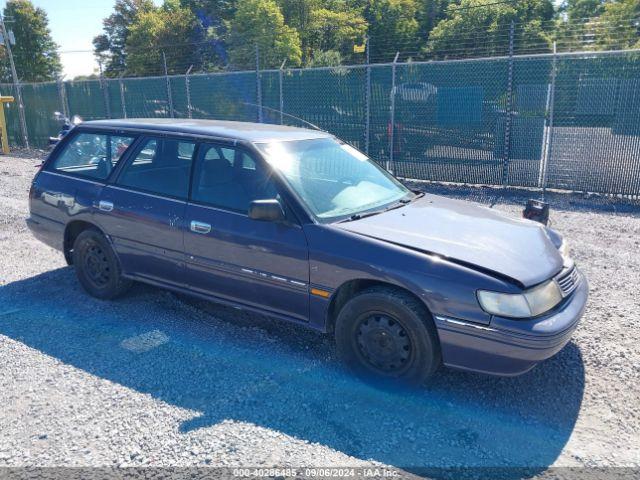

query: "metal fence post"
xmin=365 ymin=36 xmax=371 ymax=155
xmin=119 ymin=74 xmax=127 ymax=119
xmin=185 ymin=65 xmax=193 ymax=119
xmin=279 ymin=59 xmax=286 ymax=125
xmin=388 ymin=52 xmax=399 ymax=172
xmin=501 ymin=21 xmax=515 ymax=187
xmin=98 ymin=61 xmax=111 ymax=119
xmin=57 ymin=77 xmax=69 ymax=118
xmin=539 ymin=42 xmax=557 ymax=199
xmin=15 ymin=83 xmax=28 ymax=148
xmin=163 ymin=51 xmax=174 ymax=118
xmin=256 ymin=44 xmax=263 ymax=123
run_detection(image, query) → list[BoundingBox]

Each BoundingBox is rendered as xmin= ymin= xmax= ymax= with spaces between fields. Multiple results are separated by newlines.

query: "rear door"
xmin=95 ymin=135 xmax=196 ymax=287
xmin=32 ymin=131 xmax=135 ymax=235
xmin=183 ymin=143 xmax=310 ymax=321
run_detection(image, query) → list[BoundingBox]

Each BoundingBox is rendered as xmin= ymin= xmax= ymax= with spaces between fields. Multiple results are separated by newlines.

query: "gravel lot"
xmin=1 ymin=153 xmax=639 ymax=474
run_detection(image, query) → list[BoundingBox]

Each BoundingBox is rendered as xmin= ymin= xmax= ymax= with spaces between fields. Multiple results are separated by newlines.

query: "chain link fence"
xmin=1 ymin=48 xmax=640 ymax=197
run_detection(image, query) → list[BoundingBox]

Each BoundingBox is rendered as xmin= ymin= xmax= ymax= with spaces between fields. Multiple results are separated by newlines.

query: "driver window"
xmin=191 ymin=144 xmax=277 ymax=213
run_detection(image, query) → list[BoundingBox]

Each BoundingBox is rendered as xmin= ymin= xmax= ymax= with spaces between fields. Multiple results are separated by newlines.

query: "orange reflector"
xmin=310 ymin=288 xmax=331 ymax=298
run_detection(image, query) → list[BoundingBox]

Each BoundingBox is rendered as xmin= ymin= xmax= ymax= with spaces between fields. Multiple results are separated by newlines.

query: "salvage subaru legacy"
xmin=27 ymin=119 xmax=588 ymax=384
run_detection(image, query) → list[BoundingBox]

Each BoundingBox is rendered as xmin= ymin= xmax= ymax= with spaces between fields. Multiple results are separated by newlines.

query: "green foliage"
xmin=367 ymin=0 xmax=420 ymax=60
xmin=563 ymin=0 xmax=605 ymax=22
xmin=307 ymin=8 xmax=367 ymax=58
xmin=228 ymin=0 xmax=302 ymax=69
xmin=0 ymin=0 xmax=61 ymax=82
xmin=417 ymin=0 xmax=453 ymax=39
xmin=595 ymin=0 xmax=640 ymax=49
xmin=125 ymin=1 xmax=200 ymax=75
xmin=307 ymin=49 xmax=343 ymax=67
xmin=426 ymin=0 xmax=555 ymax=57
xmin=93 ymin=0 xmax=154 ymax=77
xmin=85 ymin=0 xmax=640 ymax=77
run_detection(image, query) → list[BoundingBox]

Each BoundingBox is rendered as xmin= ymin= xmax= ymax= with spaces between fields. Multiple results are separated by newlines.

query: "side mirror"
xmin=523 ymin=199 xmax=549 ymax=225
xmin=248 ymin=199 xmax=285 ymax=222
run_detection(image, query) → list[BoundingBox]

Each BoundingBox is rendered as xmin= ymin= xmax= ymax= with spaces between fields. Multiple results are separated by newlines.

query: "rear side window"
xmin=49 ymin=132 xmax=135 ymax=180
xmin=117 ymin=137 xmax=196 ymax=199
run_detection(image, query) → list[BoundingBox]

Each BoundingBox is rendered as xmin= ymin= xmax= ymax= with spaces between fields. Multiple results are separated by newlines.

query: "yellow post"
xmin=0 ymin=95 xmax=15 ymax=154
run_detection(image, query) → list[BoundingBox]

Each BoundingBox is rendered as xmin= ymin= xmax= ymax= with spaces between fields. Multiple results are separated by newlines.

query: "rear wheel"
xmin=72 ymin=229 xmax=131 ymax=299
xmin=335 ymin=286 xmax=440 ymax=385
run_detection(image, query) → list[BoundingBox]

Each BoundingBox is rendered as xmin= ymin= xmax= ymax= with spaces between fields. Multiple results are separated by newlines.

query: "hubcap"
xmin=84 ymin=242 xmax=110 ymax=287
xmin=356 ymin=314 xmax=412 ymax=375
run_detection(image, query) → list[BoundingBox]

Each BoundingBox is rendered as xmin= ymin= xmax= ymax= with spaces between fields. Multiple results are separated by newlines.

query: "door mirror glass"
xmin=248 ymin=199 xmax=285 ymax=222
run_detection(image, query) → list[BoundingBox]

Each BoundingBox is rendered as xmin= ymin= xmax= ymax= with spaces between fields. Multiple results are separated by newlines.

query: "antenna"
xmin=241 ymin=102 xmax=324 ymax=132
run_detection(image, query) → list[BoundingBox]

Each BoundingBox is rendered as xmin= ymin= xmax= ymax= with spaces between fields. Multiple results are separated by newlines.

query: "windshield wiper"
xmin=336 ymin=193 xmax=422 ymax=223
xmin=337 ymin=209 xmax=387 ymax=223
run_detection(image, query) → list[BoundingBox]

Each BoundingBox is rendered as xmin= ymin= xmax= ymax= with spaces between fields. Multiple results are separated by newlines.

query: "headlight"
xmin=477 ymin=280 xmax=563 ymax=318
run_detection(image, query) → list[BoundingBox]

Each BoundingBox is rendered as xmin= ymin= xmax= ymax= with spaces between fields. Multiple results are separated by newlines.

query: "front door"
xmin=183 ymin=143 xmax=309 ymax=321
xmin=96 ymin=136 xmax=196 ymax=286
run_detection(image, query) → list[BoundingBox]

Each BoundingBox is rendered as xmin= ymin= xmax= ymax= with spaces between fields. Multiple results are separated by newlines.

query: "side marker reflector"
xmin=310 ymin=288 xmax=331 ymax=298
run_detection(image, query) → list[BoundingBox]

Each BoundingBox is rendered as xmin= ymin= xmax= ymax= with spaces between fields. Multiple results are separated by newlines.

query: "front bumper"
xmin=435 ymin=270 xmax=588 ymax=376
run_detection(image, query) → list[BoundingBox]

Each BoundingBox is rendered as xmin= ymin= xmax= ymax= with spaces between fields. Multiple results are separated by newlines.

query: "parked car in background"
xmin=27 ymin=119 xmax=588 ymax=384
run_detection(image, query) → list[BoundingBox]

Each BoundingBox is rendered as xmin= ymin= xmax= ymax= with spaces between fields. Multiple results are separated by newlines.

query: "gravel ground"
xmin=1 ymin=153 xmax=639 ymax=475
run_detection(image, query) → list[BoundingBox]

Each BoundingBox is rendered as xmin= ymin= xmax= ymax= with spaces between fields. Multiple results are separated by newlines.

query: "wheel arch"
xmin=63 ymin=220 xmax=105 ymax=265
xmin=325 ymin=278 xmax=433 ymax=333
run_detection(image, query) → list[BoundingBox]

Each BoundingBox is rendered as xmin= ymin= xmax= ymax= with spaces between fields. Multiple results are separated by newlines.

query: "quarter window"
xmin=117 ymin=137 xmax=196 ymax=199
xmin=191 ymin=144 xmax=277 ymax=212
xmin=49 ymin=132 xmax=134 ymax=180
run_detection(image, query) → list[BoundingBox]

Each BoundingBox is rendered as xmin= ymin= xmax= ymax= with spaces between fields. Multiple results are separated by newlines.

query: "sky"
xmin=1 ymin=0 xmax=162 ymax=79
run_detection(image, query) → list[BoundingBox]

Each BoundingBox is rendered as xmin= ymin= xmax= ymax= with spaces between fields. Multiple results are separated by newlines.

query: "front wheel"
xmin=72 ymin=229 xmax=131 ymax=299
xmin=335 ymin=286 xmax=441 ymax=385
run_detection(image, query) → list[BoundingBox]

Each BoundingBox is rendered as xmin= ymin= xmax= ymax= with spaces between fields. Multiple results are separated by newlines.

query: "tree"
xmin=125 ymin=0 xmax=200 ymax=75
xmin=416 ymin=0 xmax=454 ymax=40
xmin=562 ymin=0 xmax=605 ymax=22
xmin=93 ymin=0 xmax=154 ymax=77
xmin=278 ymin=0 xmax=366 ymax=62
xmin=228 ymin=0 xmax=302 ymax=69
xmin=179 ymin=0 xmax=237 ymax=68
xmin=307 ymin=49 xmax=343 ymax=67
xmin=595 ymin=0 xmax=640 ymax=49
xmin=426 ymin=0 xmax=555 ymax=58
xmin=0 ymin=0 xmax=61 ymax=82
xmin=367 ymin=0 xmax=420 ymax=61
xmin=306 ymin=8 xmax=367 ymax=59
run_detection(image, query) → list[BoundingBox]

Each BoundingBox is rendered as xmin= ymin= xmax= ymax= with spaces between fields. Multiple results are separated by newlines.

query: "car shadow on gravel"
xmin=0 ymin=267 xmax=585 ymax=477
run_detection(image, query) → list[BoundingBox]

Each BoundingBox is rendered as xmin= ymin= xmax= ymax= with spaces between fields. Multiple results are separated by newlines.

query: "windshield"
xmin=256 ymin=138 xmax=413 ymax=222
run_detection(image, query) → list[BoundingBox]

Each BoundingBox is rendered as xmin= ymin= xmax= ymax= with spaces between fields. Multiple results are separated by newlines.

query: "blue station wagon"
xmin=27 ymin=119 xmax=588 ymax=384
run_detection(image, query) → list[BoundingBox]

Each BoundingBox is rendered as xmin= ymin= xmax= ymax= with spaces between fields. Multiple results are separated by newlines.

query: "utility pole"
xmin=0 ymin=13 xmax=28 ymax=148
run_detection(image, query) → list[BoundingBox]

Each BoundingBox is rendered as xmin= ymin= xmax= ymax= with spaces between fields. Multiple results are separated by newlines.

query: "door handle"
xmin=98 ymin=200 xmax=114 ymax=212
xmin=190 ymin=220 xmax=211 ymax=234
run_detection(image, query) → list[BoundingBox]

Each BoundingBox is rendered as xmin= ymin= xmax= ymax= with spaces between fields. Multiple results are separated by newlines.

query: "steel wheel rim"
xmin=84 ymin=242 xmax=110 ymax=288
xmin=354 ymin=312 xmax=413 ymax=376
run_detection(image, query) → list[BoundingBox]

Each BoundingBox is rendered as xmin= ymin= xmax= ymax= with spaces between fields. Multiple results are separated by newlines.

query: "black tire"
xmin=335 ymin=286 xmax=441 ymax=385
xmin=72 ymin=229 xmax=131 ymax=300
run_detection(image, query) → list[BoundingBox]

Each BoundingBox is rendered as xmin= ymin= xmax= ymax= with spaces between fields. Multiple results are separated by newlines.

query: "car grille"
xmin=556 ymin=266 xmax=580 ymax=297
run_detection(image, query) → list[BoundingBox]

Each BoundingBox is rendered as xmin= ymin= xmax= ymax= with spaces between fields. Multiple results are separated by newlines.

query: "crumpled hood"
xmin=334 ymin=194 xmax=563 ymax=287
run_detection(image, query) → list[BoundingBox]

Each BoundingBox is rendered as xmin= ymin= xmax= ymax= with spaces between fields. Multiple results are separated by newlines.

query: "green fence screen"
xmin=2 ymin=49 xmax=640 ymax=196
